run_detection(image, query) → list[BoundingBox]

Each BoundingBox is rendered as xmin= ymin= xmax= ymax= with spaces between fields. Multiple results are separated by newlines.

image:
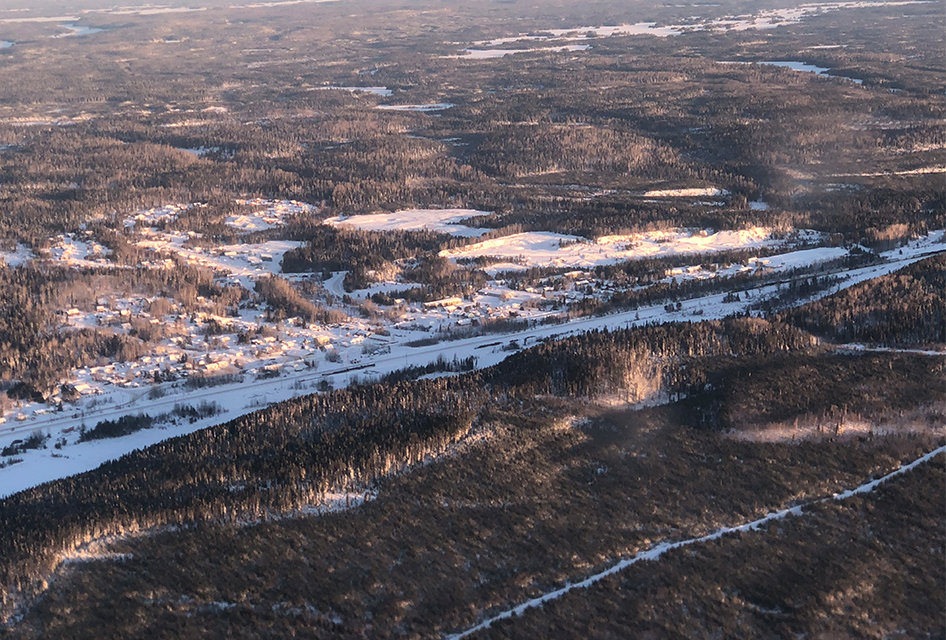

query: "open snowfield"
xmin=440 ymin=227 xmax=791 ymax=271
xmin=314 ymin=86 xmax=393 ymax=97
xmin=0 ymin=230 xmax=946 ymax=497
xmin=642 ymin=187 xmax=729 ymax=198
xmin=376 ymin=103 xmax=455 ymax=112
xmin=123 ymin=203 xmax=197 ymax=229
xmin=44 ymin=234 xmax=113 ymax=268
xmin=471 ymin=22 xmax=684 ymax=46
xmin=137 ymin=234 xmax=304 ymax=289
xmin=666 ymin=246 xmax=851 ymax=282
xmin=0 ymin=243 xmax=35 ymax=267
xmin=226 ymin=198 xmax=317 ymax=232
xmin=452 ymin=44 xmax=591 ymax=59
xmin=324 ymin=208 xmax=491 ymax=236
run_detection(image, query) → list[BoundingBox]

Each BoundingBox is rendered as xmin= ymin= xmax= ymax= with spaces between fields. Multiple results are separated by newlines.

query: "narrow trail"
xmin=446 ymin=444 xmax=946 ymax=639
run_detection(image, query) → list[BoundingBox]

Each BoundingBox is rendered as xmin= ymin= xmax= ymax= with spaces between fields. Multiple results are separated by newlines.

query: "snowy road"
xmin=446 ymin=444 xmax=946 ymax=639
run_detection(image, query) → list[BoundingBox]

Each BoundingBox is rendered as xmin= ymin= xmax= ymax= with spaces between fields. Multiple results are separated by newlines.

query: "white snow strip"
xmin=471 ymin=23 xmax=682 ymax=46
xmin=833 ymin=166 xmax=946 ymax=177
xmin=377 ymin=103 xmax=455 ymax=112
xmin=226 ymin=198 xmax=317 ymax=231
xmin=0 ymin=232 xmax=939 ymax=499
xmin=314 ymin=86 xmax=392 ymax=97
xmin=324 ymin=208 xmax=491 ymax=237
xmin=451 ymin=44 xmax=591 ymax=59
xmin=0 ymin=243 xmax=35 ymax=267
xmin=642 ymin=187 xmax=729 ymax=198
xmin=446 ymin=444 xmax=946 ymax=639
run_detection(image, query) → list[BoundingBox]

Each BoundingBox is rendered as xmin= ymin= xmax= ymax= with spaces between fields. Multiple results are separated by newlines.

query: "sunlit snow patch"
xmin=452 ymin=44 xmax=591 ymax=59
xmin=376 ymin=103 xmax=455 ymax=112
xmin=441 ymin=227 xmax=793 ymax=271
xmin=315 ymin=86 xmax=393 ymax=97
xmin=642 ymin=187 xmax=730 ymax=198
xmin=226 ymin=198 xmax=318 ymax=231
xmin=324 ymin=208 xmax=491 ymax=237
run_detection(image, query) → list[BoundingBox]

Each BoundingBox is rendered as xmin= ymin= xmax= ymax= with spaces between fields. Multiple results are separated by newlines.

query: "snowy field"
xmin=324 ymin=208 xmax=491 ymax=237
xmin=451 ymin=44 xmax=591 ymax=59
xmin=376 ymin=103 xmax=455 ymax=112
xmin=440 ymin=227 xmax=797 ymax=271
xmin=226 ymin=198 xmax=318 ymax=232
xmin=315 ymin=86 xmax=393 ymax=97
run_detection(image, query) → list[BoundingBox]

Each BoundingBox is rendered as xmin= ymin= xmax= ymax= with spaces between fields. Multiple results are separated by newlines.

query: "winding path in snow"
xmin=446 ymin=444 xmax=946 ymax=639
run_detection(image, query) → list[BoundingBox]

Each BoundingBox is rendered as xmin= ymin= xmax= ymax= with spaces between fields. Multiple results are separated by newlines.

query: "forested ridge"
xmin=779 ymin=254 xmax=946 ymax=346
xmin=0 ymin=317 xmax=824 ymax=621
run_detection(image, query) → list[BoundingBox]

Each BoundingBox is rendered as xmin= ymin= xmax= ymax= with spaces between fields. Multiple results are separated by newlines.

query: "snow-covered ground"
xmin=324 ymin=208 xmax=491 ymax=236
xmin=722 ymin=60 xmax=864 ymax=84
xmin=226 ymin=198 xmax=318 ymax=232
xmin=642 ymin=187 xmax=729 ymax=198
xmin=175 ymin=146 xmax=220 ymax=157
xmin=456 ymin=0 xmax=929 ymax=57
xmin=451 ymin=44 xmax=591 ymax=59
xmin=665 ymin=246 xmax=850 ymax=282
xmin=446 ymin=442 xmax=946 ymax=639
xmin=52 ymin=22 xmax=104 ymax=37
xmin=124 ymin=203 xmax=197 ymax=229
xmin=471 ymin=22 xmax=684 ymax=46
xmin=832 ymin=166 xmax=946 ymax=178
xmin=43 ymin=234 xmax=113 ymax=268
xmin=136 ymin=233 xmax=304 ymax=289
xmin=0 ymin=221 xmax=940 ymax=499
xmin=376 ymin=103 xmax=455 ymax=112
xmin=0 ymin=243 xmax=35 ymax=267
xmin=440 ymin=227 xmax=798 ymax=271
xmin=314 ymin=86 xmax=393 ymax=97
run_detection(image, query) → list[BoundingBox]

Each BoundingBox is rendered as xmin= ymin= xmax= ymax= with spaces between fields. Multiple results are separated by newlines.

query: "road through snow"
xmin=446 ymin=444 xmax=946 ymax=639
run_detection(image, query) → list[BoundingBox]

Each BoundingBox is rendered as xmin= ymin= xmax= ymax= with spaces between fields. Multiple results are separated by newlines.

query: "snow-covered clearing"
xmin=832 ymin=166 xmax=946 ymax=178
xmin=136 ymin=234 xmax=303 ymax=289
xmin=471 ymin=23 xmax=683 ymax=46
xmin=53 ymin=22 xmax=105 ymax=38
xmin=451 ymin=44 xmax=591 ymax=59
xmin=175 ymin=146 xmax=220 ymax=157
xmin=226 ymin=198 xmax=318 ymax=232
xmin=314 ymin=86 xmax=392 ymax=97
xmin=324 ymin=208 xmax=491 ymax=237
xmin=642 ymin=187 xmax=729 ymax=198
xmin=377 ymin=103 xmax=455 ymax=112
xmin=43 ymin=234 xmax=113 ymax=268
xmin=446 ymin=443 xmax=946 ymax=640
xmin=459 ymin=1 xmax=931 ymax=57
xmin=440 ymin=227 xmax=795 ymax=271
xmin=721 ymin=60 xmax=864 ymax=84
xmin=123 ymin=203 xmax=197 ymax=229
xmin=665 ymin=246 xmax=850 ymax=282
